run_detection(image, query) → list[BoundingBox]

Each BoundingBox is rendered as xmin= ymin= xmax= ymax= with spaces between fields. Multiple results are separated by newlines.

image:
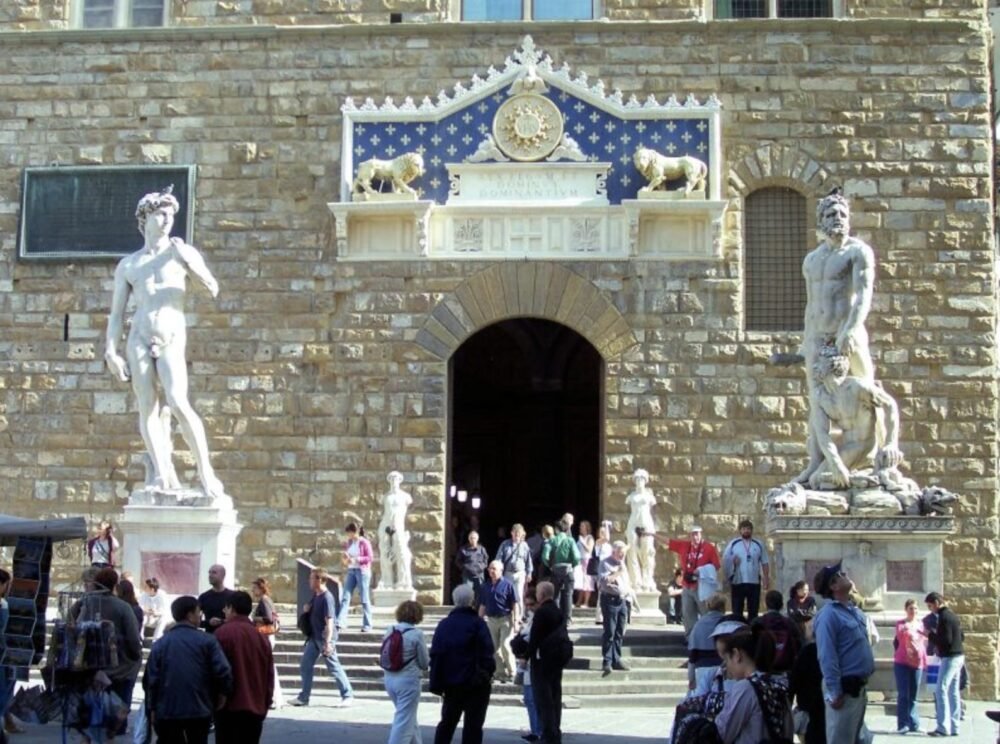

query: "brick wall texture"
xmin=0 ymin=7 xmax=997 ymax=694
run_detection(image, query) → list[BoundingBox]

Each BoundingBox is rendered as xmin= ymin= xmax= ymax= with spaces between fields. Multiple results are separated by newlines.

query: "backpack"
xmin=755 ymin=613 xmax=800 ymax=673
xmin=379 ymin=626 xmax=413 ymax=671
xmin=747 ymin=674 xmax=795 ymax=744
xmin=672 ymin=714 xmax=723 ymax=744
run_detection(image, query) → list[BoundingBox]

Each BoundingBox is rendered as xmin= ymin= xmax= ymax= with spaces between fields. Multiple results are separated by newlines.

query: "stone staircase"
xmin=271 ymin=604 xmax=691 ymax=708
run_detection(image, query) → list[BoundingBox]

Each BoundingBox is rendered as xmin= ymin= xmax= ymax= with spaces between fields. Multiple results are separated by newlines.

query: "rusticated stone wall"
xmin=0 ymin=0 xmax=987 ymax=30
xmin=0 ymin=17 xmax=996 ymax=693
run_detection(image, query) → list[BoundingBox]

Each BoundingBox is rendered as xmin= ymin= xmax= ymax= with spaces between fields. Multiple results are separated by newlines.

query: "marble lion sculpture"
xmin=353 ymin=152 xmax=425 ymax=197
xmin=633 ymin=147 xmax=707 ymax=194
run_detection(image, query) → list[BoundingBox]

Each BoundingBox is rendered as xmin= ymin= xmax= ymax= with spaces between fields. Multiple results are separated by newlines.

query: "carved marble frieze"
xmin=330 ymin=35 xmax=726 ymax=261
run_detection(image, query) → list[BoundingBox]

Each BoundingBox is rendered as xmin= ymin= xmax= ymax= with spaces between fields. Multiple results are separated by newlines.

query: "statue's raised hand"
xmin=105 ymin=351 xmax=131 ymax=382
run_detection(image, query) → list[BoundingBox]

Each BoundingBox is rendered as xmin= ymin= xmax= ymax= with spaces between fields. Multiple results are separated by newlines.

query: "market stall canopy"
xmin=0 ymin=514 xmax=87 ymax=545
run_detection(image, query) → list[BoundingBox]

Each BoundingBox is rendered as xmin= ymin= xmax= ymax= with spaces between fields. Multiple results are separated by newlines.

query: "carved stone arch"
xmin=414 ymin=263 xmax=638 ymax=361
xmin=728 ymin=143 xmax=834 ymax=199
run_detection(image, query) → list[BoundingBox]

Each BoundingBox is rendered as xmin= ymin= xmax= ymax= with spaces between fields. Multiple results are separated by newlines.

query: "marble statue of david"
xmin=377 ymin=471 xmax=414 ymax=590
xmin=104 ymin=187 xmax=225 ymax=501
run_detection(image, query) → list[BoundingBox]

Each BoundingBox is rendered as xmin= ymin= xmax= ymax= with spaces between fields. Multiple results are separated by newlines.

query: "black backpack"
xmin=673 ymin=714 xmax=723 ymax=744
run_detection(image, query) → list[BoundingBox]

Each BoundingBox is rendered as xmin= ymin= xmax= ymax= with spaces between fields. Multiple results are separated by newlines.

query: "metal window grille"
xmin=778 ymin=0 xmax=832 ymax=17
xmin=131 ymin=0 xmax=166 ymax=26
xmin=716 ymin=0 xmax=766 ymax=18
xmin=744 ymin=187 xmax=809 ymax=332
xmin=82 ymin=0 xmax=115 ymax=27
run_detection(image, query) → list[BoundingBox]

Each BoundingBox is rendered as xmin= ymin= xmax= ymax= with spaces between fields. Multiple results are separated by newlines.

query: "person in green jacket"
xmin=541 ymin=519 xmax=580 ymax=624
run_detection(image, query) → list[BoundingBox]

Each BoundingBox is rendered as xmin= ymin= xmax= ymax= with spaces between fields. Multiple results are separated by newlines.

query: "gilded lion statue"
xmin=352 ymin=152 xmax=425 ymax=198
xmin=633 ymin=147 xmax=707 ymax=195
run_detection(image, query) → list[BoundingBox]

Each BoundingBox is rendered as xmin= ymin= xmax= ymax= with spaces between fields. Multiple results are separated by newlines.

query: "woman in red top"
xmin=666 ymin=526 xmax=721 ymax=638
xmin=893 ymin=598 xmax=928 ymax=734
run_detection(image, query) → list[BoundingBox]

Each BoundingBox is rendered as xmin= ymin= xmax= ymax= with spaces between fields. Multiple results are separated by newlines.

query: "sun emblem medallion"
xmin=493 ymin=93 xmax=564 ymax=162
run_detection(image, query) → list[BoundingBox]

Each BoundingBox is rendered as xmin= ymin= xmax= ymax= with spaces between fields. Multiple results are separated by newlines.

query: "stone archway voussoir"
xmin=416 ymin=263 xmax=638 ymax=361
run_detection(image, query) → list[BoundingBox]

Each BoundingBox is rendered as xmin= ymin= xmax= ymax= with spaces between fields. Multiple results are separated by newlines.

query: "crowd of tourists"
xmin=9 ymin=516 xmax=968 ymax=744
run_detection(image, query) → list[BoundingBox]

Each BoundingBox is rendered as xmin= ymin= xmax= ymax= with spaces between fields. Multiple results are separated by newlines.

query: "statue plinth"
xmin=351 ymin=191 xmax=418 ymax=202
xmin=637 ymin=189 xmax=707 ymax=201
xmin=630 ymin=590 xmax=667 ymax=627
xmin=373 ymin=586 xmax=417 ymax=613
xmin=119 ymin=487 xmax=243 ymax=596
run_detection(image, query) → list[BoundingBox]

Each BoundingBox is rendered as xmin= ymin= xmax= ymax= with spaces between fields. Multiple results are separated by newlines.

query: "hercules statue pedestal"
xmin=108 ymin=188 xmax=242 ymax=596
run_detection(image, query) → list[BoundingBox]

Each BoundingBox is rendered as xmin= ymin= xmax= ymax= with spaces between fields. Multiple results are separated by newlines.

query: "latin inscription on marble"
xmin=446 ymin=163 xmax=610 ymax=205
xmin=886 ymin=560 xmax=924 ymax=592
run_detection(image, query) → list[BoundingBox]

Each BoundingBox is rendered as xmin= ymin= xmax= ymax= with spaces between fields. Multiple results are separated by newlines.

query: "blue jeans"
xmin=385 ymin=672 xmax=423 ymax=744
xmin=600 ymin=594 xmax=628 ymax=667
xmin=523 ymin=681 xmax=540 ymax=736
xmin=893 ymin=662 xmax=922 ymax=731
xmin=337 ymin=568 xmax=372 ymax=630
xmin=935 ymin=655 xmax=964 ymax=735
xmin=298 ymin=638 xmax=353 ymax=702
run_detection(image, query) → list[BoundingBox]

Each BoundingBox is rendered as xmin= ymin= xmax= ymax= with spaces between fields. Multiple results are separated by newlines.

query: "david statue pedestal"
xmin=108 ymin=187 xmax=242 ymax=595
xmin=373 ymin=471 xmax=417 ymax=612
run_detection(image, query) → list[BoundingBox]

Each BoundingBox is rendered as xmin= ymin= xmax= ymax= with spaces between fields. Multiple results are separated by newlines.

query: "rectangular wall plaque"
xmin=886 ymin=560 xmax=924 ymax=592
xmin=18 ymin=165 xmax=195 ymax=261
xmin=141 ymin=551 xmax=201 ymax=596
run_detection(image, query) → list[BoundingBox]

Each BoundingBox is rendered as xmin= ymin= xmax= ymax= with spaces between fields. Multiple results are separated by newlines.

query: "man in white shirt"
xmin=721 ymin=519 xmax=769 ymax=621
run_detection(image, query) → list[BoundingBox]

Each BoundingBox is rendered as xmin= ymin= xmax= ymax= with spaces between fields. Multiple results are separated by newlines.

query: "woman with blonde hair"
xmin=573 ymin=520 xmax=596 ymax=608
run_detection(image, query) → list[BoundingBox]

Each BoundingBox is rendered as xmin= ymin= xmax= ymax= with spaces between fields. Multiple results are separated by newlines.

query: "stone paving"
xmin=10 ymin=692 xmax=999 ymax=742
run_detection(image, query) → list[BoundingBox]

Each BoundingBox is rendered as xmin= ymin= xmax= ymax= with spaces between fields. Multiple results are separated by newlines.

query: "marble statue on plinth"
xmin=625 ymin=468 xmax=658 ymax=593
xmin=633 ymin=147 xmax=707 ymax=197
xmin=352 ymin=153 xmax=425 ymax=201
xmin=766 ymin=189 xmax=956 ymax=518
xmin=377 ymin=471 xmax=414 ymax=591
xmin=105 ymin=186 xmax=226 ymax=504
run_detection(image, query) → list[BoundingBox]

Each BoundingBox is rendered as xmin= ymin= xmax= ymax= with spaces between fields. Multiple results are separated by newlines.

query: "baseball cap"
xmin=709 ymin=620 xmax=748 ymax=639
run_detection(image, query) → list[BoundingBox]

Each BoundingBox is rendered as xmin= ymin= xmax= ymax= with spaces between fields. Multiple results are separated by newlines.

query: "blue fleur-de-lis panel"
xmin=348 ymin=84 xmax=711 ymax=205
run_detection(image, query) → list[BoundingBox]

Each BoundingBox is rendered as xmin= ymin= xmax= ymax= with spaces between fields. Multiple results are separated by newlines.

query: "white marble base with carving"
xmin=766 ymin=514 xmax=953 ymax=616
xmin=119 ymin=488 xmax=243 ymax=596
xmin=373 ymin=586 xmax=417 ymax=613
xmin=351 ymin=191 xmax=419 ymax=203
xmin=636 ymin=189 xmax=707 ymax=201
xmin=629 ymin=590 xmax=666 ymax=626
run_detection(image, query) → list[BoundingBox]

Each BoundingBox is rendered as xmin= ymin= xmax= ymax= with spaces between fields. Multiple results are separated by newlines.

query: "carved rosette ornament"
xmin=493 ymin=93 xmax=564 ymax=162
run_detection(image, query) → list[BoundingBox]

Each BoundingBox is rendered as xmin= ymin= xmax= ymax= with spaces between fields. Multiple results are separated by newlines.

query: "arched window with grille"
xmin=743 ymin=186 xmax=810 ymax=332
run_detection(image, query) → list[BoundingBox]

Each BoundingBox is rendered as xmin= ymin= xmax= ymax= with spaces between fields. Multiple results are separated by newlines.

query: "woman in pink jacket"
xmin=336 ymin=523 xmax=374 ymax=631
xmin=893 ymin=598 xmax=928 ymax=734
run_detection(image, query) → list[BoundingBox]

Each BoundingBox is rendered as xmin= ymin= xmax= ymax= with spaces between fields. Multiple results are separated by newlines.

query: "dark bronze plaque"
xmin=18 ymin=165 xmax=195 ymax=260
xmin=803 ymin=559 xmax=836 ymax=588
xmin=886 ymin=560 xmax=923 ymax=592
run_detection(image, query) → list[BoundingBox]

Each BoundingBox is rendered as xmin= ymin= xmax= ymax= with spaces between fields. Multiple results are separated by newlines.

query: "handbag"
xmin=297 ymin=609 xmax=312 ymax=638
xmin=586 ymin=545 xmax=600 ymax=577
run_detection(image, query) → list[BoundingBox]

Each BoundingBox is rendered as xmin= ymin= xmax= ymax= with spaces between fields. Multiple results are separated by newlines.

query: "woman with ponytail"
xmin=713 ymin=626 xmax=794 ymax=744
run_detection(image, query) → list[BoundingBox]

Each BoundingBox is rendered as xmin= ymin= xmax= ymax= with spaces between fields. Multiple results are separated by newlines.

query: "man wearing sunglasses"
xmin=812 ymin=562 xmax=875 ymax=744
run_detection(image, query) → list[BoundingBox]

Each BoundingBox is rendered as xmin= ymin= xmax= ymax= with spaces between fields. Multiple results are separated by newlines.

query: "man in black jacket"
xmin=430 ymin=584 xmax=495 ymax=744
xmin=144 ymin=595 xmax=233 ymax=744
xmin=528 ymin=581 xmax=567 ymax=744
xmin=925 ymin=592 xmax=964 ymax=737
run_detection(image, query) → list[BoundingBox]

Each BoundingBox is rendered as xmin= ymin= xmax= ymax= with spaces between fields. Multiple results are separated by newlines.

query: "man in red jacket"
xmin=666 ymin=526 xmax=721 ymax=639
xmin=214 ymin=590 xmax=275 ymax=743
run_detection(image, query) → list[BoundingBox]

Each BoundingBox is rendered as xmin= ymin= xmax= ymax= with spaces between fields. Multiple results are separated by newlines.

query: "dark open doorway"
xmin=446 ymin=318 xmax=603 ymax=599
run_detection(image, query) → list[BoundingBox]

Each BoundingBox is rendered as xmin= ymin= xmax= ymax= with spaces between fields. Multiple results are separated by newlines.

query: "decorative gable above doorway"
xmin=330 ymin=36 xmax=727 ymax=261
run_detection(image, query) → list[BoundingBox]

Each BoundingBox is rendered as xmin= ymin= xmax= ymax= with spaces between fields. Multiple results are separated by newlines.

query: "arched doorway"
xmin=445 ymin=318 xmax=603 ymax=598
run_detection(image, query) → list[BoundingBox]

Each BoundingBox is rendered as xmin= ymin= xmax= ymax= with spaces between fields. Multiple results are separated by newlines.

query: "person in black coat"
xmin=788 ymin=615 xmax=825 ymax=744
xmin=528 ymin=581 xmax=567 ymax=744
xmin=430 ymin=584 xmax=495 ymax=744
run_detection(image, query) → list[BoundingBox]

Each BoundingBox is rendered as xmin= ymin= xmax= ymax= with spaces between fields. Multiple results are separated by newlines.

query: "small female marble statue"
xmin=377 ymin=471 xmax=414 ymax=590
xmin=625 ymin=468 xmax=658 ymax=592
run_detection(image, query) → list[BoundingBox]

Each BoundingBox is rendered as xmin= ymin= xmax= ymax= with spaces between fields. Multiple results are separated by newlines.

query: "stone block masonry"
xmin=0 ymin=15 xmax=996 ymax=694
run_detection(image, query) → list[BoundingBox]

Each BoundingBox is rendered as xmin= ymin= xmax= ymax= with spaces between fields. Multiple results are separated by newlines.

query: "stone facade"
xmin=0 ymin=3 xmax=997 ymax=694
xmin=0 ymin=0 xmax=988 ymax=30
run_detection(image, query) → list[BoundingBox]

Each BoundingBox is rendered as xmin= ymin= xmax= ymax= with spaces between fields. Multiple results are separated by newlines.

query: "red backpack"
xmin=755 ymin=613 xmax=800 ymax=673
xmin=379 ymin=626 xmax=414 ymax=672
